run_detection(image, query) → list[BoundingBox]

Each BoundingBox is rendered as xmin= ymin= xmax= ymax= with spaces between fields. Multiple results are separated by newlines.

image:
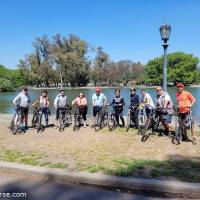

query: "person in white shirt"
xmin=155 ymin=86 xmax=174 ymax=133
xmin=54 ymin=89 xmax=68 ymax=126
xmin=13 ymin=86 xmax=30 ymax=129
xmin=140 ymin=89 xmax=155 ymax=118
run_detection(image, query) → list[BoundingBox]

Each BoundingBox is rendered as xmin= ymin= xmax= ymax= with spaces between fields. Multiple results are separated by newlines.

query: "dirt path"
xmin=1 ymin=114 xmax=200 ymax=173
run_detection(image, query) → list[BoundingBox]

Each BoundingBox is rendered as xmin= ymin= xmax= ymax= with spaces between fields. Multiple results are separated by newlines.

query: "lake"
xmin=0 ymin=87 xmax=200 ymax=116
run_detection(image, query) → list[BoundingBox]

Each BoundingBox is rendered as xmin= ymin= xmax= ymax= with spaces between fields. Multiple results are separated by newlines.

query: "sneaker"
xmin=84 ymin=123 xmax=87 ymax=128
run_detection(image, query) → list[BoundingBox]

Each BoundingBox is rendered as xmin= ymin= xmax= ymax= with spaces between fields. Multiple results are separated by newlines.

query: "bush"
xmin=0 ymin=78 xmax=15 ymax=92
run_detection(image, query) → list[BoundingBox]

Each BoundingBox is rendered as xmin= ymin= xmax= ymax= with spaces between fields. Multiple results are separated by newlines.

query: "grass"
xmin=104 ymin=159 xmax=200 ymax=182
xmin=0 ymin=150 xmax=200 ymax=182
xmin=48 ymin=163 xmax=67 ymax=169
xmin=0 ymin=150 xmax=42 ymax=166
xmin=0 ymin=150 xmax=67 ymax=169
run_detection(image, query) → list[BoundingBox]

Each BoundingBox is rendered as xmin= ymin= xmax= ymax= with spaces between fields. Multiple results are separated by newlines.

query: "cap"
xmin=96 ymin=87 xmax=101 ymax=92
xmin=176 ymin=83 xmax=184 ymax=88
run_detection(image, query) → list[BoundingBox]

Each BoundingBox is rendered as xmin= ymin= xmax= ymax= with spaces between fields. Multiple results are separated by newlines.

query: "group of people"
xmin=12 ymin=83 xmax=197 ymax=144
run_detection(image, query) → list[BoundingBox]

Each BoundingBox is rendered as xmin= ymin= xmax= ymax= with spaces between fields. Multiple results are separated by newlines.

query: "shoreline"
xmin=27 ymin=85 xmax=159 ymax=90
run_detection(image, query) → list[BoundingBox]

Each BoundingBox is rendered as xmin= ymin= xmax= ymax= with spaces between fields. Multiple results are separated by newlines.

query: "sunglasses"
xmin=156 ymin=89 xmax=162 ymax=92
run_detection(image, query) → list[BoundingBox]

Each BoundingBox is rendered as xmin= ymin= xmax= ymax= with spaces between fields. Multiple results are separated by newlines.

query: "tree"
xmin=0 ymin=78 xmax=14 ymax=92
xmin=145 ymin=52 xmax=199 ymax=85
xmin=90 ymin=47 xmax=110 ymax=85
xmin=52 ymin=34 xmax=90 ymax=86
xmin=18 ymin=34 xmax=91 ymax=87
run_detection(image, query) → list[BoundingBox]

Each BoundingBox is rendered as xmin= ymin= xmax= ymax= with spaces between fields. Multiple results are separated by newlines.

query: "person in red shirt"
xmin=176 ymin=83 xmax=196 ymax=144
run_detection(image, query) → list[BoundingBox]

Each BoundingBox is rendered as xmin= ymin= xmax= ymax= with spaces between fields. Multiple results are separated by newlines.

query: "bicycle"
xmin=58 ymin=106 xmax=72 ymax=132
xmin=173 ymin=108 xmax=194 ymax=144
xmin=126 ymin=105 xmax=139 ymax=132
xmin=140 ymin=107 xmax=157 ymax=142
xmin=31 ymin=107 xmax=45 ymax=133
xmin=107 ymin=108 xmax=117 ymax=131
xmin=137 ymin=104 xmax=147 ymax=134
xmin=9 ymin=107 xmax=25 ymax=135
xmin=73 ymin=106 xmax=84 ymax=131
xmin=94 ymin=105 xmax=118 ymax=131
xmin=153 ymin=107 xmax=169 ymax=134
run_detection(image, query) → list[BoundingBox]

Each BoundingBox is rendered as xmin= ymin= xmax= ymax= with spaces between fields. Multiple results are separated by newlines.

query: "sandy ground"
xmin=0 ymin=114 xmax=200 ymax=173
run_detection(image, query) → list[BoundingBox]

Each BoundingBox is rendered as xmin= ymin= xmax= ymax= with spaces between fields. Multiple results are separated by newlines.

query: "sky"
xmin=0 ymin=0 xmax=200 ymax=69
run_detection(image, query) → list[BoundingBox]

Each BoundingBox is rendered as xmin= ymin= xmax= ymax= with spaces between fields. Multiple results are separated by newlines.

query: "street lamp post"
xmin=159 ymin=23 xmax=171 ymax=92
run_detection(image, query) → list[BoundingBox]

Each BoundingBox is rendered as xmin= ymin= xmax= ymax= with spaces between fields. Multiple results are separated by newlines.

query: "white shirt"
xmin=92 ymin=93 xmax=107 ymax=107
xmin=156 ymin=92 xmax=174 ymax=114
xmin=13 ymin=92 xmax=30 ymax=108
xmin=54 ymin=94 xmax=68 ymax=109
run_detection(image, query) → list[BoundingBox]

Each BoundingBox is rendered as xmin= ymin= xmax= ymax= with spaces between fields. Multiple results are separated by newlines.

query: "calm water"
xmin=0 ymin=87 xmax=200 ymax=116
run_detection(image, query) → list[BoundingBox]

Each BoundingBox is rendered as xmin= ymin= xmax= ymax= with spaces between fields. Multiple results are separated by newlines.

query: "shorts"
xmin=19 ymin=107 xmax=29 ymax=116
xmin=179 ymin=112 xmax=189 ymax=120
xmin=145 ymin=107 xmax=154 ymax=118
xmin=93 ymin=106 xmax=102 ymax=117
xmin=179 ymin=112 xmax=191 ymax=128
xmin=162 ymin=114 xmax=172 ymax=123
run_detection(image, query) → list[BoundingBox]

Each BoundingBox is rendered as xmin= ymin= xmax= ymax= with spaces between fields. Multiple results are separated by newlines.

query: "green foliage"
xmin=0 ymin=65 xmax=27 ymax=91
xmin=18 ymin=34 xmax=90 ymax=87
xmin=145 ymin=52 xmax=200 ymax=85
xmin=0 ymin=78 xmax=14 ymax=92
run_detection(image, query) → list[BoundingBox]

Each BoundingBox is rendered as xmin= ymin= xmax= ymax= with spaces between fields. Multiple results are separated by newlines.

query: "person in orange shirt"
xmin=72 ymin=92 xmax=88 ymax=128
xmin=176 ymin=83 xmax=196 ymax=144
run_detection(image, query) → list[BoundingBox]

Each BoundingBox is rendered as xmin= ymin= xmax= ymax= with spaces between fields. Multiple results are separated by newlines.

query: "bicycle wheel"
xmin=141 ymin=119 xmax=152 ymax=142
xmin=73 ymin=112 xmax=80 ymax=132
xmin=126 ymin=111 xmax=131 ymax=132
xmin=102 ymin=112 xmax=109 ymax=127
xmin=65 ymin=111 xmax=72 ymax=126
xmin=11 ymin=114 xmax=21 ymax=135
xmin=108 ymin=114 xmax=117 ymax=131
xmin=32 ymin=112 xmax=38 ymax=128
xmin=138 ymin=114 xmax=146 ymax=134
xmin=153 ymin=115 xmax=160 ymax=131
xmin=95 ymin=114 xmax=102 ymax=131
xmin=37 ymin=113 xmax=44 ymax=133
xmin=58 ymin=111 xmax=64 ymax=132
xmin=174 ymin=116 xmax=182 ymax=144
xmin=9 ymin=117 xmax=15 ymax=131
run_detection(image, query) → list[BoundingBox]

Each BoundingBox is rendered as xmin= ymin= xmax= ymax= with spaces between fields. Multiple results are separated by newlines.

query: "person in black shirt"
xmin=129 ymin=88 xmax=140 ymax=128
xmin=111 ymin=88 xmax=125 ymax=127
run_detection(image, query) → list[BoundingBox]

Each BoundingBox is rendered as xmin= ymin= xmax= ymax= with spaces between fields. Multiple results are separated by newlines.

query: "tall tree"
xmin=145 ymin=52 xmax=199 ymax=85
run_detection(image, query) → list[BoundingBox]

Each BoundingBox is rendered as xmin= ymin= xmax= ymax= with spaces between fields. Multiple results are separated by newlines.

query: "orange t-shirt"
xmin=176 ymin=91 xmax=195 ymax=113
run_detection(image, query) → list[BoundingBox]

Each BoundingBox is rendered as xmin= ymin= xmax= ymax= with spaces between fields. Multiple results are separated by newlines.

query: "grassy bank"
xmin=0 ymin=149 xmax=200 ymax=183
xmin=1 ymin=119 xmax=200 ymax=183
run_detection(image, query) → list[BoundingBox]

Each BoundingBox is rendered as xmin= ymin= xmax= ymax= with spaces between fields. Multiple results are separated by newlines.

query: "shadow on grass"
xmin=102 ymin=154 xmax=200 ymax=183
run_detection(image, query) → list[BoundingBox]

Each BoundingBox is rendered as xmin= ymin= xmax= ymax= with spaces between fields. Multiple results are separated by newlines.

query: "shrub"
xmin=0 ymin=78 xmax=15 ymax=92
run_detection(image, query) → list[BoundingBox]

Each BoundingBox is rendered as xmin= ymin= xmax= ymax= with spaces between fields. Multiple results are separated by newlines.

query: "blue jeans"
xmin=41 ymin=107 xmax=49 ymax=125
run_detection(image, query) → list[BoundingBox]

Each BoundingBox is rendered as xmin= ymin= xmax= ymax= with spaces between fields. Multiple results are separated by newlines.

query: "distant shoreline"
xmin=27 ymin=85 xmax=159 ymax=90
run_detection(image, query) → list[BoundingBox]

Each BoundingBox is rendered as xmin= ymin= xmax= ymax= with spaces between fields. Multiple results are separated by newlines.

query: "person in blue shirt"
xmin=111 ymin=88 xmax=125 ymax=127
xmin=92 ymin=87 xmax=107 ymax=126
